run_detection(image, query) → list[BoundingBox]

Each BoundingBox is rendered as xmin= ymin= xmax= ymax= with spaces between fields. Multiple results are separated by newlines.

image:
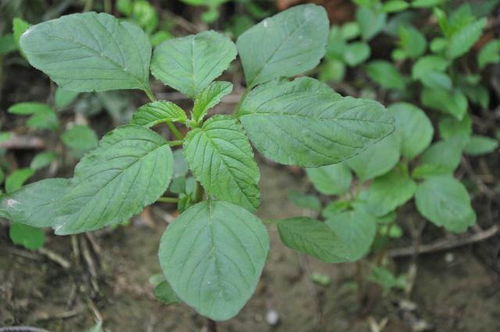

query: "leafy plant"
xmin=0 ymin=5 xmax=395 ymax=321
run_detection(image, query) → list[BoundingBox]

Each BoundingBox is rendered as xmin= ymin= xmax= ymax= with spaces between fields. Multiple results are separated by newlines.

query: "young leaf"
xmin=305 ymin=163 xmax=352 ymax=196
xmin=54 ymin=125 xmax=173 ymax=234
xmin=438 ymin=115 xmax=472 ymax=142
xmin=478 ymin=39 xmax=500 ymax=69
xmin=131 ymin=101 xmax=187 ymax=127
xmin=398 ymin=25 xmax=427 ymax=59
xmin=9 ymin=223 xmax=45 ymax=250
xmin=365 ymin=61 xmax=406 ymax=90
xmin=446 ymin=18 xmax=486 ymax=59
xmin=30 ymin=152 xmax=58 ymax=170
xmin=346 ymin=133 xmax=401 ymax=182
xmin=0 ymin=179 xmax=70 ymax=227
xmin=151 ymin=31 xmax=236 ymax=97
xmin=389 ymin=103 xmax=433 ymax=159
xmin=5 ymin=168 xmax=35 ymax=193
xmin=8 ymin=102 xmax=59 ymax=130
xmin=463 ymin=136 xmax=498 ymax=156
xmin=20 ymin=12 xmax=152 ymax=92
xmin=412 ymin=55 xmax=449 ymax=80
xmin=61 ymin=125 xmax=99 ymax=153
xmin=343 ymin=42 xmax=371 ymax=67
xmin=415 ymin=175 xmax=476 ymax=233
xmin=421 ymin=87 xmax=467 ymax=120
xmin=0 ymin=34 xmax=16 ymax=55
xmin=184 ymin=116 xmax=260 ymax=211
xmin=356 ymin=6 xmax=386 ymax=41
xmin=364 ymin=165 xmax=417 ymax=217
xmin=236 ymin=4 xmax=328 ymax=87
xmin=383 ymin=1 xmax=409 ymax=13
xmin=12 ymin=18 xmax=30 ymax=49
xmin=159 ymin=200 xmax=269 ymax=321
xmin=238 ymin=78 xmax=394 ymax=167
xmin=192 ymin=81 xmax=233 ymax=123
xmin=154 ymin=281 xmax=180 ymax=305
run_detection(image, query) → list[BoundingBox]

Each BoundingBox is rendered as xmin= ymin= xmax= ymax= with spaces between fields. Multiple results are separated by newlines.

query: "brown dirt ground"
xmin=1 ymin=163 xmax=499 ymax=332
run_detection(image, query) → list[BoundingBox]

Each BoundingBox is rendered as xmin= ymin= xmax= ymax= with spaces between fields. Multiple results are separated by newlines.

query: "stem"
xmin=144 ymin=86 xmax=156 ymax=102
xmin=168 ymin=140 xmax=183 ymax=147
xmin=165 ymin=121 xmax=183 ymax=140
xmin=157 ymin=197 xmax=179 ymax=203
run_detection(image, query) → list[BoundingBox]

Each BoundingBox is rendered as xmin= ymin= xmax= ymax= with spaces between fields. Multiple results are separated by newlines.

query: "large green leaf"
xmin=184 ymin=116 xmax=260 ymax=211
xmin=364 ymin=165 xmax=417 ymax=217
xmin=346 ymin=133 xmax=401 ymax=181
xmin=236 ymin=4 xmax=329 ymax=87
xmin=0 ymin=179 xmax=70 ymax=227
xmin=20 ymin=12 xmax=152 ymax=92
xmin=389 ymin=103 xmax=433 ymax=159
xmin=415 ymin=175 xmax=476 ymax=233
xmin=151 ymin=31 xmax=236 ymax=97
xmin=305 ymin=163 xmax=352 ymax=195
xmin=55 ymin=125 xmax=173 ymax=234
xmin=238 ymin=78 xmax=394 ymax=167
xmin=131 ymin=101 xmax=187 ymax=127
xmin=277 ymin=214 xmax=375 ymax=263
xmin=159 ymin=200 xmax=269 ymax=321
xmin=192 ymin=81 xmax=233 ymax=123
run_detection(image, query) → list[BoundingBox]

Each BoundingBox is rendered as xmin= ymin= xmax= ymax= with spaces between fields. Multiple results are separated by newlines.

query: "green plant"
xmin=0 ymin=5 xmax=395 ymax=321
xmin=295 ymin=0 xmax=498 ymax=292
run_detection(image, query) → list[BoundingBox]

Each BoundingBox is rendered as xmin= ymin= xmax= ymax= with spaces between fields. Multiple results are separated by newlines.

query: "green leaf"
xmin=340 ymin=22 xmax=360 ymax=40
xmin=131 ymin=101 xmax=187 ymax=127
xmin=478 ymin=39 xmax=500 ymax=69
xmin=412 ymin=55 xmax=449 ymax=80
xmin=154 ymin=281 xmax=180 ymax=304
xmin=389 ymin=103 xmax=433 ymax=159
xmin=9 ymin=223 xmax=45 ymax=250
xmin=288 ymin=191 xmax=321 ymax=211
xmin=0 ymin=179 xmax=70 ymax=227
xmin=0 ymin=34 xmax=16 ymax=55
xmin=383 ymin=1 xmax=409 ymax=12
xmin=8 ymin=102 xmax=59 ymax=130
xmin=12 ymin=18 xmax=30 ymax=49
xmin=415 ymin=175 xmax=475 ymax=233
xmin=159 ymin=200 xmax=269 ymax=321
xmin=446 ymin=18 xmax=486 ymax=59
xmin=20 ymin=12 xmax=152 ymax=92
xmin=192 ymin=81 xmax=232 ymax=123
xmin=463 ymin=136 xmax=498 ymax=156
xmin=239 ymin=78 xmax=394 ymax=167
xmin=30 ymin=152 xmax=58 ymax=170
xmin=438 ymin=115 xmax=472 ymax=142
xmin=236 ymin=4 xmax=329 ymax=87
xmin=6 ymin=168 xmax=35 ymax=193
xmin=417 ymin=138 xmax=463 ymax=176
xmin=356 ymin=6 xmax=386 ymax=41
xmin=346 ymin=133 xmax=401 ymax=182
xmin=365 ymin=61 xmax=406 ymax=90
xmin=319 ymin=59 xmax=346 ymax=83
xmin=411 ymin=0 xmax=447 ymax=8
xmin=55 ymin=126 xmax=173 ymax=234
xmin=364 ymin=165 xmax=417 ymax=217
xmin=421 ymin=87 xmax=467 ymax=120
xmin=306 ymin=163 xmax=352 ymax=196
xmin=278 ymin=213 xmax=375 ymax=263
xmin=151 ymin=31 xmax=236 ymax=97
xmin=54 ymin=87 xmax=79 ymax=108
xmin=184 ymin=116 xmax=260 ymax=211
xmin=343 ymin=42 xmax=371 ymax=66
xmin=61 ymin=125 xmax=98 ymax=152
xmin=325 ymin=209 xmax=376 ymax=261
xmin=420 ymin=71 xmax=452 ymax=90
xmin=322 ymin=200 xmax=351 ymax=219
xmin=398 ymin=25 xmax=426 ymax=59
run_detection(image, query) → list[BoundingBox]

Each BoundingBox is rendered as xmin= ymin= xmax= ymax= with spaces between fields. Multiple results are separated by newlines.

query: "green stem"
xmin=157 ymin=196 xmax=179 ymax=203
xmin=168 ymin=140 xmax=183 ymax=147
xmin=165 ymin=121 xmax=183 ymax=140
xmin=144 ymin=86 xmax=156 ymax=102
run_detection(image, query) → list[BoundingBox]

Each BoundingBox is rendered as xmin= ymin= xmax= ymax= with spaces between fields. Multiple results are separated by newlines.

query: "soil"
xmin=1 ymin=163 xmax=499 ymax=332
